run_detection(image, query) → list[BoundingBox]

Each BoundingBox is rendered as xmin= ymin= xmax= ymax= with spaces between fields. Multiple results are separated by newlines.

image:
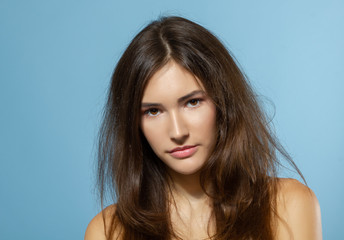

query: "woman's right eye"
xmin=144 ymin=108 xmax=160 ymax=117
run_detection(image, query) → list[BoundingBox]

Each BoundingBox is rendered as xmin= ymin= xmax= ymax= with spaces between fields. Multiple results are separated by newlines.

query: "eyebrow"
xmin=141 ymin=90 xmax=205 ymax=108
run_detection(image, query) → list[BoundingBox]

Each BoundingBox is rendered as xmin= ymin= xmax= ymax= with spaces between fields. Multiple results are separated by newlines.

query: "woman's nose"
xmin=169 ymin=111 xmax=189 ymax=144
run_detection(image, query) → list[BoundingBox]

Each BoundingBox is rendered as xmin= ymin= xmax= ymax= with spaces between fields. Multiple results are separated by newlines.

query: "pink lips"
xmin=168 ymin=145 xmax=198 ymax=159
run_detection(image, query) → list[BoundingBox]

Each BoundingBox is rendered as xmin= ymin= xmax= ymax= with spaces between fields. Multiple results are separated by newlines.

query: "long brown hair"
xmin=97 ymin=16 xmax=303 ymax=239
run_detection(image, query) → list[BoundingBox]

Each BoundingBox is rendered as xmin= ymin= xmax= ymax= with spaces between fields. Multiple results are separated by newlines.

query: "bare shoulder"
xmin=275 ymin=178 xmax=322 ymax=240
xmin=84 ymin=205 xmax=120 ymax=240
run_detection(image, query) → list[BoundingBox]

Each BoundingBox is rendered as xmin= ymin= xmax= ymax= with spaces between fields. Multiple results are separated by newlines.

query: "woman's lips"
xmin=169 ymin=145 xmax=198 ymax=159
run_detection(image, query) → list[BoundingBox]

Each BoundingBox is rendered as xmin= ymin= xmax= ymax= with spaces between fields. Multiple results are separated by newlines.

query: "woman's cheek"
xmin=188 ymin=105 xmax=216 ymax=128
xmin=142 ymin=119 xmax=166 ymax=149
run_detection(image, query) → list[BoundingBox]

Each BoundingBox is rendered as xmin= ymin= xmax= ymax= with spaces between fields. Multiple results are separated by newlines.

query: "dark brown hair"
xmin=97 ymin=16 xmax=303 ymax=239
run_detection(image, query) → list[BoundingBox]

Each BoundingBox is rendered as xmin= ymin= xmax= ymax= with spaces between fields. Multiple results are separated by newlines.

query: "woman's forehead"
xmin=141 ymin=61 xmax=206 ymax=103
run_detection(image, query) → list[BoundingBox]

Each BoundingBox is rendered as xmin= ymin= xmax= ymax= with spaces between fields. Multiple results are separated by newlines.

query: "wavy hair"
xmin=97 ymin=16 xmax=303 ymax=239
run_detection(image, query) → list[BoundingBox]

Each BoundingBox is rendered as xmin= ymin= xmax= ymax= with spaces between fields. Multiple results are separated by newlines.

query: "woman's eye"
xmin=186 ymin=99 xmax=201 ymax=108
xmin=145 ymin=108 xmax=160 ymax=116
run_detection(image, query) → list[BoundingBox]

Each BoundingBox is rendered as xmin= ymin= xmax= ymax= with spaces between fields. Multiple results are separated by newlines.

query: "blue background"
xmin=1 ymin=0 xmax=343 ymax=239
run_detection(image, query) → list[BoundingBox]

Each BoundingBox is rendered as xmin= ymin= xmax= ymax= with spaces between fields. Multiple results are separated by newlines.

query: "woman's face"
xmin=140 ymin=61 xmax=217 ymax=176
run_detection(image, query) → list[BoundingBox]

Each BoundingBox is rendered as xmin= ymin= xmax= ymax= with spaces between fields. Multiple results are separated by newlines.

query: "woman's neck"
xmin=168 ymin=170 xmax=215 ymax=239
xmin=168 ymin=170 xmax=209 ymax=204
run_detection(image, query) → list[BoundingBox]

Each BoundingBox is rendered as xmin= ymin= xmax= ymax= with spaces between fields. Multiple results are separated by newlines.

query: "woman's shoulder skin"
xmin=275 ymin=178 xmax=322 ymax=240
xmin=84 ymin=205 xmax=118 ymax=240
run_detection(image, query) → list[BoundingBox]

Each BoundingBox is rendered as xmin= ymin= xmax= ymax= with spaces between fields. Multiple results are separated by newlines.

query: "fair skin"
xmin=85 ymin=61 xmax=322 ymax=240
xmin=140 ymin=61 xmax=217 ymax=239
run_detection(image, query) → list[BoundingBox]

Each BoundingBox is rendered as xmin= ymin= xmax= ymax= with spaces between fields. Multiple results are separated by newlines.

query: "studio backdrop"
xmin=0 ymin=0 xmax=343 ymax=239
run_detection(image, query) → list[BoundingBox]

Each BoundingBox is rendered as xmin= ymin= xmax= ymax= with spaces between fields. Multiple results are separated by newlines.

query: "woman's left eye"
xmin=186 ymin=99 xmax=201 ymax=108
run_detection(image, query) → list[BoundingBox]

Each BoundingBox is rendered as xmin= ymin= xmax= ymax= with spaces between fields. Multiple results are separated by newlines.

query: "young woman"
xmin=85 ymin=16 xmax=322 ymax=240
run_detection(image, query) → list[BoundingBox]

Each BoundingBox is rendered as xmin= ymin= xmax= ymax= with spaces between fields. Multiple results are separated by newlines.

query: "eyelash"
xmin=143 ymin=98 xmax=203 ymax=117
